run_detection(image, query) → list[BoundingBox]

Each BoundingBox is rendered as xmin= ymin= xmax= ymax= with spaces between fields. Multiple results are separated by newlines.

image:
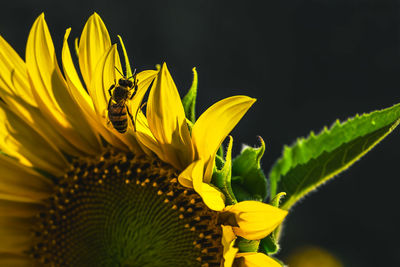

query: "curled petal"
xmin=223 ymin=201 xmax=288 ymax=240
xmin=192 ymin=96 xmax=256 ymax=182
xmin=147 ymin=63 xmax=193 ymax=170
xmin=178 ymin=160 xmax=225 ymax=211
xmin=221 ymin=225 xmax=239 ymax=267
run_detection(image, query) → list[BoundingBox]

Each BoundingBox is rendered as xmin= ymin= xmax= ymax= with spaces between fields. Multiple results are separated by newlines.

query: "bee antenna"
xmin=114 ymin=67 xmax=125 ymax=77
xmin=127 ymin=68 xmax=137 ymax=80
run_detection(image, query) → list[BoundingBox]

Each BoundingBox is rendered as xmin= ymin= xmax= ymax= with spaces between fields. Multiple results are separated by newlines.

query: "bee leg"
xmin=126 ymin=105 xmax=136 ymax=132
xmin=108 ymin=84 xmax=115 ymax=96
xmin=107 ymin=98 xmax=112 ymax=111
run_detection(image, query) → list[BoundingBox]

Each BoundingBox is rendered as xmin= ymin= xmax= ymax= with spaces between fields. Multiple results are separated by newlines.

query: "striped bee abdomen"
xmin=108 ymin=103 xmax=128 ymax=133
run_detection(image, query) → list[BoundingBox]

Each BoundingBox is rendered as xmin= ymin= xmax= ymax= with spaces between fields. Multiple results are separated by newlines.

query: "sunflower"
xmin=0 ymin=13 xmax=287 ymax=267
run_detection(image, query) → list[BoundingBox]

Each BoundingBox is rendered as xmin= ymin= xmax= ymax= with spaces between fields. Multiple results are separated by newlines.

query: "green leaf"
xmin=182 ymin=67 xmax=198 ymax=123
xmin=211 ymin=136 xmax=237 ymax=205
xmin=231 ymin=137 xmax=268 ymax=202
xmin=269 ymin=103 xmax=400 ymax=210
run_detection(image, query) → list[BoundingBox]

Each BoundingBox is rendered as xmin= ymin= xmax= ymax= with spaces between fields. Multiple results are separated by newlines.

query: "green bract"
xmin=231 ymin=137 xmax=268 ymax=202
xmin=182 ymin=67 xmax=198 ymax=124
xmin=212 ymin=136 xmax=238 ymax=205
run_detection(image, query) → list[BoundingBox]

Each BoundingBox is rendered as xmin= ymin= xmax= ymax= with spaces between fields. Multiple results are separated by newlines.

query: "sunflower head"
xmin=0 ymin=13 xmax=288 ymax=267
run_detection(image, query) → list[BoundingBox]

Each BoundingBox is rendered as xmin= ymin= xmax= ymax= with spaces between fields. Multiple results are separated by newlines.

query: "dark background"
xmin=1 ymin=1 xmax=400 ymax=266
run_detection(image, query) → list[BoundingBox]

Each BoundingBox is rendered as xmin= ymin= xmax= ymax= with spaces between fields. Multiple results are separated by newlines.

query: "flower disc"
xmin=31 ymin=150 xmax=223 ymax=267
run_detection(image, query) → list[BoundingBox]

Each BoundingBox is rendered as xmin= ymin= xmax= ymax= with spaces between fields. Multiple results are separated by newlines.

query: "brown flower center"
xmin=30 ymin=149 xmax=223 ymax=267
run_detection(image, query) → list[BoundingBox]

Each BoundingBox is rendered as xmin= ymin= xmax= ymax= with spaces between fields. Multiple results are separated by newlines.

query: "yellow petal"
xmin=146 ymin=63 xmax=193 ymax=170
xmin=0 ymin=253 xmax=31 ymax=267
xmin=224 ymin=201 xmax=288 ymax=240
xmin=234 ymin=252 xmax=282 ymax=267
xmin=192 ymin=96 xmax=256 ymax=182
xmin=25 ymin=14 xmax=69 ymax=128
xmin=0 ymin=104 xmax=68 ymax=176
xmin=90 ymin=45 xmax=118 ymax=115
xmin=0 ymin=198 xmax=44 ymax=218
xmin=134 ymin=112 xmax=163 ymax=157
xmin=124 ymin=69 xmax=158 ymax=154
xmin=91 ymin=44 xmax=146 ymax=152
xmin=78 ymin=12 xmax=111 ymax=89
xmin=0 ymin=34 xmax=81 ymax=155
xmin=62 ymin=28 xmax=95 ymax=111
xmin=129 ymin=69 xmax=158 ymax=121
xmin=0 ymin=35 xmax=35 ymax=106
xmin=0 ymin=193 xmax=42 ymax=203
xmin=0 ymin=31 xmax=96 ymax=158
xmin=0 ymin=154 xmax=52 ymax=200
xmin=221 ymin=225 xmax=239 ymax=267
xmin=179 ymin=160 xmax=226 ymax=211
xmin=177 ymin=160 xmax=197 ymax=189
xmin=26 ymin=13 xmax=100 ymax=156
xmin=62 ymin=28 xmax=127 ymax=150
xmin=0 ymin=217 xmax=33 ymax=254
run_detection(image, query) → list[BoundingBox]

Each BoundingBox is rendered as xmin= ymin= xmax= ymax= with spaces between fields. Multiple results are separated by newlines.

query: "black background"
xmin=1 ymin=1 xmax=400 ymax=266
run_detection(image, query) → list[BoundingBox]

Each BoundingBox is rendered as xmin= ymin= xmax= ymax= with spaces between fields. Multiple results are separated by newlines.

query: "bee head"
xmin=118 ymin=78 xmax=133 ymax=88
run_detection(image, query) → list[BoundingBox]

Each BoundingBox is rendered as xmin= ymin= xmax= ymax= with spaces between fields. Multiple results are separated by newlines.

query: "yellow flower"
xmin=134 ymin=62 xmax=289 ymax=265
xmin=0 ymin=12 xmax=287 ymax=267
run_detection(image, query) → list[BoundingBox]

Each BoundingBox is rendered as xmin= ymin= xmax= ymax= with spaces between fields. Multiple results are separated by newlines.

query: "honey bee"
xmin=107 ymin=68 xmax=138 ymax=133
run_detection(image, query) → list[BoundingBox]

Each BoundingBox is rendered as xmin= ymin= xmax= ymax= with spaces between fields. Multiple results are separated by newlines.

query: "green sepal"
xmin=270 ymin=192 xmax=287 ymax=208
xmin=215 ymin=153 xmax=225 ymax=170
xmin=269 ymin=103 xmax=400 ymax=210
xmin=217 ymin=145 xmax=224 ymax=159
xmin=182 ymin=67 xmax=198 ymax=124
xmin=231 ymin=137 xmax=268 ymax=202
xmin=258 ymin=192 xmax=286 ymax=255
xmin=236 ymin=237 xmax=260 ymax=253
xmin=211 ymin=136 xmax=237 ymax=205
xmin=259 ymin=235 xmax=279 ymax=255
